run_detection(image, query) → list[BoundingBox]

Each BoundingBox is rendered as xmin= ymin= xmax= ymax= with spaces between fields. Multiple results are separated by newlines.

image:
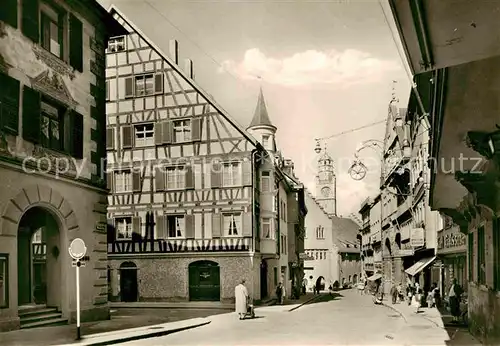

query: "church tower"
xmin=315 ymin=144 xmax=337 ymax=216
xmin=246 ymin=87 xmax=277 ymax=153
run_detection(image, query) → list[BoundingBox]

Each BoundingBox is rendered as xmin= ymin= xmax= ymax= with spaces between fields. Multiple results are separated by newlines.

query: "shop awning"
xmin=405 ymin=257 xmax=436 ymax=277
xmin=367 ymin=273 xmax=382 ymax=281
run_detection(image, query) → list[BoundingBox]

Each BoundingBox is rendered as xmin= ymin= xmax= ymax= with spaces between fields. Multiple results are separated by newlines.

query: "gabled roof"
xmin=108 ymin=5 xmax=259 ymax=148
xmin=247 ymin=88 xmax=276 ymax=130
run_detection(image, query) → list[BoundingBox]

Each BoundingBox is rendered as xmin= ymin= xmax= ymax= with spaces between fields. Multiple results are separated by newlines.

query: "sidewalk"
xmin=56 ymin=318 xmax=210 ymax=346
xmin=0 ymin=308 xmax=223 ymax=346
xmin=382 ymin=299 xmax=482 ymax=345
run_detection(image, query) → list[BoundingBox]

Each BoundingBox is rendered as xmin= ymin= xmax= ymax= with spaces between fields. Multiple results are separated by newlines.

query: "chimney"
xmin=169 ymin=39 xmax=178 ymax=64
xmin=185 ymin=58 xmax=194 ymax=79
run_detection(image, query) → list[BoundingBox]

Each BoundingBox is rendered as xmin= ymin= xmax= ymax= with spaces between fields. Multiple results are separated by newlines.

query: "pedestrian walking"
xmin=276 ymin=282 xmax=284 ymax=304
xmin=448 ymin=279 xmax=463 ymax=323
xmin=412 ymin=286 xmax=422 ymax=313
xmin=302 ymin=278 xmax=307 ymax=295
xmin=235 ymin=279 xmax=249 ymax=320
xmin=390 ymin=283 xmax=398 ymax=304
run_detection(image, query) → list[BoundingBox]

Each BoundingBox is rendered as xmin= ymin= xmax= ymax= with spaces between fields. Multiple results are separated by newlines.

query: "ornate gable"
xmin=31 ymin=70 xmax=77 ymax=107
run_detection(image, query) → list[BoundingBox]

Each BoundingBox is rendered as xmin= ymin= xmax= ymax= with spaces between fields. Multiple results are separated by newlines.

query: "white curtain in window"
xmin=176 ymin=217 xmax=184 ymax=237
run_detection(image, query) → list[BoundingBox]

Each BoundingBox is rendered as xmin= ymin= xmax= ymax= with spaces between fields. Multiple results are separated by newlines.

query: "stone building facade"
xmin=0 ymin=0 xmax=124 ymax=331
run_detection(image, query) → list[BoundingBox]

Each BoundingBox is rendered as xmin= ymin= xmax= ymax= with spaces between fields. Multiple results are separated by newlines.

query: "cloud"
xmin=219 ymin=48 xmax=400 ymax=87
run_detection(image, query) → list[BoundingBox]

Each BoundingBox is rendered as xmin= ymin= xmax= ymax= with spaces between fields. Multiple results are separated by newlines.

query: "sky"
xmin=98 ymin=0 xmax=411 ymax=216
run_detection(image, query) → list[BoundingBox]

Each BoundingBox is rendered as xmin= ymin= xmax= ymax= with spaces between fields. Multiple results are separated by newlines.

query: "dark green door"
xmin=189 ymin=261 xmax=220 ymax=301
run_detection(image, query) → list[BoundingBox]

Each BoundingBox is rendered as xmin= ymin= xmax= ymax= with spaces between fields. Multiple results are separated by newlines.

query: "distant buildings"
xmin=0 ymin=0 xmax=125 ymax=331
xmin=304 ymin=147 xmax=361 ymax=290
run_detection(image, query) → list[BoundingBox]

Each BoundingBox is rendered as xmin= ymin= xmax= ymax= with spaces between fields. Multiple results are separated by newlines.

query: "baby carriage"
xmin=244 ymin=299 xmax=256 ymax=319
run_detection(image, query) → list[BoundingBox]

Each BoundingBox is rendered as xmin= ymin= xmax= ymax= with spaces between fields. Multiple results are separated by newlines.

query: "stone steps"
xmin=19 ymin=305 xmax=68 ymax=329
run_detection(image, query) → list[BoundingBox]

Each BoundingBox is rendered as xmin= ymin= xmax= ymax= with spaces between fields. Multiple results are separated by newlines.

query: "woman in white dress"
xmin=235 ymin=279 xmax=248 ymax=320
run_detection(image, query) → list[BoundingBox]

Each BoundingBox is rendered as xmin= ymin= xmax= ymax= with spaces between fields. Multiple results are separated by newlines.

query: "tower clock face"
xmin=321 ymin=187 xmax=331 ymax=197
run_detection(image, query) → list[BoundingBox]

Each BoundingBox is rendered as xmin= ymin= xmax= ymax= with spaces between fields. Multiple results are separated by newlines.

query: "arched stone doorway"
xmin=17 ymin=206 xmax=62 ymax=309
xmin=353 ymin=274 xmax=358 ymax=284
xmin=188 ymin=260 xmax=220 ymax=301
xmin=119 ymin=262 xmax=138 ymax=302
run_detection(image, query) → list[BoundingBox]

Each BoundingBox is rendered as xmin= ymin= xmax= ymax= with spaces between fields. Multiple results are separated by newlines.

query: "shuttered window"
xmin=21 ymin=1 xmax=84 ymax=71
xmin=68 ymin=13 xmax=83 ymax=71
xmin=223 ymin=213 xmax=241 ymax=236
xmin=0 ymin=72 xmax=20 ymax=135
xmin=68 ymin=109 xmax=83 ymax=158
xmin=22 ymin=0 xmax=39 ymax=43
xmin=0 ymin=0 xmax=18 ymax=28
xmin=261 ymin=171 xmax=270 ymax=192
xmin=22 ymin=86 xmax=41 ymax=143
xmin=166 ymin=215 xmax=184 ymax=238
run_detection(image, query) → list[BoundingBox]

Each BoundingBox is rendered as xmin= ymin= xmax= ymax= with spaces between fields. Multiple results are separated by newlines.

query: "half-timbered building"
xmin=0 ymin=0 xmax=125 ymax=331
xmin=105 ymin=6 xmax=301 ymax=303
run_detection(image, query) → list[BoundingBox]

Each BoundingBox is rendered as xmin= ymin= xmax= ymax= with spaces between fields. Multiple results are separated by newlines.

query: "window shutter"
xmin=185 ymin=214 xmax=195 ymax=239
xmin=154 ymin=121 xmax=163 ymax=145
xmin=106 ymin=128 xmax=115 ymax=150
xmin=211 ymin=162 xmax=221 ymax=188
xmin=122 ymin=125 xmax=133 ymax=148
xmin=185 ymin=165 xmax=194 ymax=190
xmin=132 ymin=216 xmax=141 ymax=234
xmin=162 ymin=121 xmax=172 ymax=144
xmin=69 ymin=13 xmax=83 ymax=72
xmin=242 ymin=212 xmax=252 ymax=237
xmin=154 ymin=73 xmax=163 ymax=94
xmin=155 ymin=166 xmax=165 ymax=191
xmin=242 ymin=159 xmax=252 ymax=186
xmin=106 ymin=171 xmax=113 ymax=191
xmin=0 ymin=0 xmax=18 ymax=28
xmin=21 ymin=0 xmax=39 ymax=43
xmin=124 ymin=77 xmax=134 ymax=98
xmin=0 ymin=72 xmax=20 ymax=135
xmin=191 ymin=117 xmax=201 ymax=142
xmin=22 ymin=86 xmax=41 ymax=143
xmin=156 ymin=214 xmax=165 ymax=239
xmin=70 ymin=110 xmax=84 ymax=159
xmin=212 ymin=213 xmax=221 ymax=238
xmin=132 ymin=171 xmax=141 ymax=192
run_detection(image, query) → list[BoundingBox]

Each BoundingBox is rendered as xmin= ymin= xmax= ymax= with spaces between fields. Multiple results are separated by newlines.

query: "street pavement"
xmin=120 ymin=289 xmax=474 ymax=346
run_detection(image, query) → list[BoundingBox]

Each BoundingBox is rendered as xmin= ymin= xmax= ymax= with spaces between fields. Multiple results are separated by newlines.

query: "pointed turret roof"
xmin=247 ymin=88 xmax=276 ymax=130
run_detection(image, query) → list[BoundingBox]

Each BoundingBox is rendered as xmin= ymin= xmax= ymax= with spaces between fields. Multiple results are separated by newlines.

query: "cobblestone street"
xmin=121 ymin=290 xmax=480 ymax=346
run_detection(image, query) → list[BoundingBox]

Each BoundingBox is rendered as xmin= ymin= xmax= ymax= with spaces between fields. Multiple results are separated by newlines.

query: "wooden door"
xmin=189 ymin=261 xmax=220 ymax=301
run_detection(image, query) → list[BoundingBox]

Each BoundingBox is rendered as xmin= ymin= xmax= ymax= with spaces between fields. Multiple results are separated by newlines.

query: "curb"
xmin=63 ymin=320 xmax=211 ymax=346
xmin=288 ymin=295 xmax=323 ymax=312
xmin=381 ymin=302 xmax=408 ymax=323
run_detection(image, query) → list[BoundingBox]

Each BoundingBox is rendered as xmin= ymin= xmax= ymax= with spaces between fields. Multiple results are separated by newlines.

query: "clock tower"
xmin=315 ymin=144 xmax=337 ymax=216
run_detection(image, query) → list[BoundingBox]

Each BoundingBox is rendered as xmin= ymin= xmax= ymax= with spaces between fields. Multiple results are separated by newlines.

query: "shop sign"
xmin=437 ymin=227 xmax=467 ymax=253
xmin=410 ymin=228 xmax=425 ymax=247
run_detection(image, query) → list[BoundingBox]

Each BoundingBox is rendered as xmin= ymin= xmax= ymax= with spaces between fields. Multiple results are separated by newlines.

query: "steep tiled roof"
xmin=247 ymin=88 xmax=276 ymax=130
xmin=330 ymin=216 xmax=361 ymax=250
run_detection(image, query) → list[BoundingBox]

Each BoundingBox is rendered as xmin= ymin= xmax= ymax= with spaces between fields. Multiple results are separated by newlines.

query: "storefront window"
xmin=0 ymin=254 xmax=8 ymax=308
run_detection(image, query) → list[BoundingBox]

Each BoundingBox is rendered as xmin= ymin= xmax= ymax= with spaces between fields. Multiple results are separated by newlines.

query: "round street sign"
xmin=69 ymin=238 xmax=87 ymax=260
